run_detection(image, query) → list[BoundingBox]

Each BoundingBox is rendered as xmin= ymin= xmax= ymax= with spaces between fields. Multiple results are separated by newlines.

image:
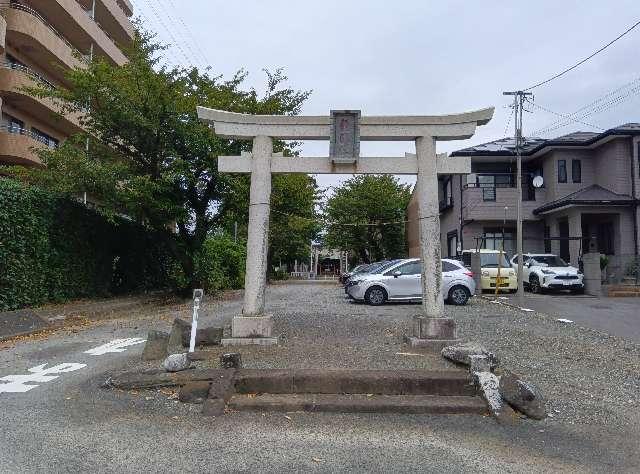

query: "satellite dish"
xmin=532 ymin=175 xmax=544 ymax=188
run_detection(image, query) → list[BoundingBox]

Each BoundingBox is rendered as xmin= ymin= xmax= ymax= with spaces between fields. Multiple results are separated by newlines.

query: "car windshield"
xmin=481 ymin=253 xmax=510 ymax=268
xmin=370 ymin=259 xmax=403 ymax=274
xmin=531 ymin=255 xmax=569 ymax=267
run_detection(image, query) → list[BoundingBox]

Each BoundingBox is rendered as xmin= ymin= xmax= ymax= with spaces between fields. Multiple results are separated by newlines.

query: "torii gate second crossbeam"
xmin=197 ymin=107 xmax=494 ymax=349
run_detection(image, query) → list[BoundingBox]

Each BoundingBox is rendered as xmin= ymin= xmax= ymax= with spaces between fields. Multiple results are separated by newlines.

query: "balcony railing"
xmin=0 ymin=124 xmax=59 ymax=148
xmin=465 ymin=173 xmax=537 ymax=201
xmin=1 ymin=61 xmax=56 ymax=89
xmin=1 ymin=2 xmax=90 ymax=62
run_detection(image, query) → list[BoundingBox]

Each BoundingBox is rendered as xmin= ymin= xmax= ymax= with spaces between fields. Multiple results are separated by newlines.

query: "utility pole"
xmin=503 ymin=90 xmax=533 ymax=305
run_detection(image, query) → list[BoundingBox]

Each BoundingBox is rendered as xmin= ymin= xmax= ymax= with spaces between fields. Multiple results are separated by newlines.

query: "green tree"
xmin=11 ymin=32 xmax=312 ymax=291
xmin=323 ymin=175 xmax=412 ymax=263
xmin=218 ymin=173 xmax=321 ymax=273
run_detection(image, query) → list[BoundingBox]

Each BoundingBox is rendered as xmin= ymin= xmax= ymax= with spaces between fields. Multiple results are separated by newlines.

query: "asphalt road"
xmin=1 ymin=285 xmax=639 ymax=473
xmin=503 ymin=293 xmax=640 ymax=342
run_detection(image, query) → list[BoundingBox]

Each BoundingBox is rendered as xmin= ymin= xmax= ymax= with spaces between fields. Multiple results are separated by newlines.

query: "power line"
xmin=531 ymin=76 xmax=640 ymax=135
xmin=140 ymin=0 xmax=195 ymax=67
xmin=155 ymin=0 xmax=206 ymax=67
xmin=523 ymin=18 xmax=640 ymax=91
xmin=527 ymin=101 xmax=604 ymax=132
xmin=531 ymin=78 xmax=640 ymax=136
xmin=163 ymin=0 xmax=211 ymax=66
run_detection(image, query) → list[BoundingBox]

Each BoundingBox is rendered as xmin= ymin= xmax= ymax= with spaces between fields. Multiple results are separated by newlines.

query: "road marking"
xmin=84 ymin=338 xmax=146 ymax=356
xmin=0 ymin=363 xmax=86 ymax=393
xmin=557 ymin=318 xmax=574 ymax=323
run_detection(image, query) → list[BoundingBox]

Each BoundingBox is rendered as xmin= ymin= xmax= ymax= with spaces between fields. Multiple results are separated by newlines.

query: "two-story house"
xmin=406 ymin=123 xmax=640 ymax=282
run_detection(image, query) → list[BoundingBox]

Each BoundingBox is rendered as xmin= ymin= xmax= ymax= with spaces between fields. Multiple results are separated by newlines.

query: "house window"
xmin=544 ymin=225 xmax=551 ymax=253
xmin=447 ymin=231 xmax=458 ymax=258
xmin=483 ymin=228 xmax=515 ymax=255
xmin=558 ymin=160 xmax=567 ymax=183
xmin=572 ymin=159 xmax=581 ymax=183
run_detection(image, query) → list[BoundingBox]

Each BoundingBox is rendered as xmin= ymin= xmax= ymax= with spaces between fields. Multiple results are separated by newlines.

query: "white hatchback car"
xmin=346 ymin=258 xmax=476 ymax=306
xmin=510 ymin=253 xmax=584 ymax=293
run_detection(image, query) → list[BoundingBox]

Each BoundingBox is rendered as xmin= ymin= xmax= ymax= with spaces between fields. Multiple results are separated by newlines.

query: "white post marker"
xmin=84 ymin=338 xmax=146 ymax=356
xmin=0 ymin=363 xmax=86 ymax=393
xmin=188 ymin=289 xmax=204 ymax=353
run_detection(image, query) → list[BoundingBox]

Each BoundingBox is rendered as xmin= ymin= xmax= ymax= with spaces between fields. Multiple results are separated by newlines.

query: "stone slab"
xmin=234 ymin=369 xmax=474 ymax=397
xmin=404 ymin=336 xmax=461 ymax=352
xmin=228 ymin=394 xmax=486 ymax=415
xmin=141 ymin=330 xmax=169 ymax=361
xmin=179 ymin=382 xmax=210 ymax=403
xmin=231 ymin=315 xmax=273 ymax=338
xmin=201 ymin=398 xmax=225 ymax=417
xmin=221 ymin=337 xmax=279 ymax=346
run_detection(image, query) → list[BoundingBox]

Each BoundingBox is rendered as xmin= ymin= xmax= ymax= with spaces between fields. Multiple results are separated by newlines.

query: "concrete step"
xmin=234 ymin=369 xmax=476 ymax=397
xmin=229 ymin=393 xmax=487 ymax=415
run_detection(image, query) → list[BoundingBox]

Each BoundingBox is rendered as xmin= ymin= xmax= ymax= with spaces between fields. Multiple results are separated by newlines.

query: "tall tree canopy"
xmin=14 ymin=32 xmax=318 ymax=290
xmin=323 ymin=175 xmax=412 ymax=263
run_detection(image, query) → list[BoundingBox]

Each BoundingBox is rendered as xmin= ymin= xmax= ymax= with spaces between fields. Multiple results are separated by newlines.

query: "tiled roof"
xmin=533 ymin=185 xmax=636 ymax=215
xmin=451 ymin=123 xmax=640 ymax=157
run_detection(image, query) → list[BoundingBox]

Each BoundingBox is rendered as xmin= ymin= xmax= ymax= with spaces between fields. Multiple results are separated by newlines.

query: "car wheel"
xmin=529 ymin=275 xmax=542 ymax=294
xmin=448 ymin=285 xmax=470 ymax=306
xmin=572 ymin=287 xmax=585 ymax=295
xmin=364 ymin=286 xmax=387 ymax=306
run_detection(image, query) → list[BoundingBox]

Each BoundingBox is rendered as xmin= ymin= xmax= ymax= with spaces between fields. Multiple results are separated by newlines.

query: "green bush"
xmin=0 ymin=178 xmax=176 ymax=310
xmin=193 ymin=234 xmax=246 ymax=293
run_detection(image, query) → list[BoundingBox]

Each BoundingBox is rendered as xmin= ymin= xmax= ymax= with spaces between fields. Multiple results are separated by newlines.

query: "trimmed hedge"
xmin=0 ymin=178 xmax=175 ymax=310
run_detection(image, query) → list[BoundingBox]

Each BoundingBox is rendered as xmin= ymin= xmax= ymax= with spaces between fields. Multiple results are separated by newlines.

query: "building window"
xmin=31 ymin=127 xmax=59 ymax=148
xmin=483 ymin=228 xmax=515 ymax=255
xmin=3 ymin=113 xmax=24 ymax=133
xmin=558 ymin=160 xmax=567 ymax=183
xmin=572 ymin=159 xmax=581 ymax=183
xmin=482 ymin=188 xmax=496 ymax=201
xmin=447 ymin=231 xmax=458 ymax=258
xmin=544 ymin=225 xmax=551 ymax=253
xmin=439 ymin=177 xmax=453 ymax=209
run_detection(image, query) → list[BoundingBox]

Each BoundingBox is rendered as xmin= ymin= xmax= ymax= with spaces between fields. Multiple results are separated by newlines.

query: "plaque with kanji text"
xmin=329 ymin=110 xmax=360 ymax=163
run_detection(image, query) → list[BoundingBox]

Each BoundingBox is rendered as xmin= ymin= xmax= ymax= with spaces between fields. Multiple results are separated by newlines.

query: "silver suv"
xmin=346 ymin=258 xmax=476 ymax=306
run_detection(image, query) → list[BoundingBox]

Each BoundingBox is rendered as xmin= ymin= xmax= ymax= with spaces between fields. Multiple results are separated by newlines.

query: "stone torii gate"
xmin=197 ymin=107 xmax=493 ymax=348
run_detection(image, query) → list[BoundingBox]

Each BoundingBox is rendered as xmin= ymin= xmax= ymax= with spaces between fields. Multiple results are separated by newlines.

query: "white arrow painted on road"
xmin=0 ymin=363 xmax=87 ymax=393
xmin=84 ymin=338 xmax=146 ymax=356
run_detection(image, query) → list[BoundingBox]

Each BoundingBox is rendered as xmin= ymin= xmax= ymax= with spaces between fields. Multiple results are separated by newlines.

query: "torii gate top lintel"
xmin=196 ymin=106 xmax=494 ymax=141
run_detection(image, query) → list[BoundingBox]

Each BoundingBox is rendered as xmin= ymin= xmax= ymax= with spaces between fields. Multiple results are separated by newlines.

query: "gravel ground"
xmin=119 ymin=283 xmax=640 ymax=430
xmin=4 ymin=282 xmax=639 ymax=472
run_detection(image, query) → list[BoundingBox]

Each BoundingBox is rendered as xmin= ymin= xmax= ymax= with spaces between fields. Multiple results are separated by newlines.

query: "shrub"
xmin=192 ymin=234 xmax=246 ymax=293
xmin=0 ymin=178 xmax=176 ymax=310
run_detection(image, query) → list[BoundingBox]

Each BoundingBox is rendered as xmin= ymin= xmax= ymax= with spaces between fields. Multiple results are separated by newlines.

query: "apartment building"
xmin=407 ymin=124 xmax=640 ymax=282
xmin=0 ymin=0 xmax=133 ymax=167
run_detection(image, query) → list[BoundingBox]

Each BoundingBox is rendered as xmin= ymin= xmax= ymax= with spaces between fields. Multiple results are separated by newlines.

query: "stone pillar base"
xmin=221 ymin=315 xmax=278 ymax=346
xmin=405 ymin=316 xmax=460 ymax=352
xmin=404 ymin=336 xmax=460 ymax=351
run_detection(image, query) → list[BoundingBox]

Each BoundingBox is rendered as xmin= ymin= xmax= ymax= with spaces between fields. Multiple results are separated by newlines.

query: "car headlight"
xmin=482 ymin=271 xmax=489 ymax=276
xmin=508 ymin=270 xmax=515 ymax=276
xmin=352 ymin=280 xmax=362 ymax=285
xmin=541 ymin=269 xmax=555 ymax=275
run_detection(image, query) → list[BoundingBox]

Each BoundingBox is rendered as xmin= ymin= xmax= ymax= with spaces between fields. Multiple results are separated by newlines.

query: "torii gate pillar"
xmin=197 ymin=106 xmax=494 ymax=348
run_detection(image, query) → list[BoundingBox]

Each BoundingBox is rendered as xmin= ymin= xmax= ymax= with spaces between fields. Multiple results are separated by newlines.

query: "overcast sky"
xmin=131 ymin=0 xmax=640 ymax=192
